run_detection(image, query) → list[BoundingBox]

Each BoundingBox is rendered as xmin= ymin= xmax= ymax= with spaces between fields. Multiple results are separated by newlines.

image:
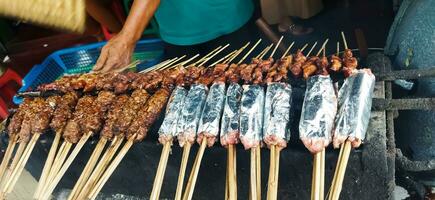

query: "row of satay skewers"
xmin=0 ymin=32 xmax=375 ymax=200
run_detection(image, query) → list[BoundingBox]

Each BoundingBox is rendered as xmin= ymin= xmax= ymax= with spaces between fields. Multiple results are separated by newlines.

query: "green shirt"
xmin=155 ymin=0 xmax=254 ymax=46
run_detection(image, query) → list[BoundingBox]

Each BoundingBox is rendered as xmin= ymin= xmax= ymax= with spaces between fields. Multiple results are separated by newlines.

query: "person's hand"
xmin=92 ymin=33 xmax=136 ymax=73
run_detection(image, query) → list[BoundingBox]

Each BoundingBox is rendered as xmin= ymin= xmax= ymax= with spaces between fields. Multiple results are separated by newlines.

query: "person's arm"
xmin=93 ymin=0 xmax=161 ymax=72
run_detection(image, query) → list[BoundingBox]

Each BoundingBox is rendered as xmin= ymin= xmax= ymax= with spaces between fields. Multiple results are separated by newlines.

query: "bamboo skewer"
xmin=193 ymin=45 xmax=223 ymax=66
xmin=1 ymin=133 xmax=40 ymax=196
xmin=87 ymin=137 xmax=135 ymax=200
xmin=255 ymin=146 xmax=261 ymax=200
xmin=228 ymin=144 xmax=236 ymax=200
xmin=329 ymin=141 xmax=351 ymax=200
xmin=267 ymin=145 xmax=276 ymax=200
xmin=182 ymin=139 xmax=207 ymax=200
xmin=33 ymin=130 xmax=62 ymax=198
xmin=199 ymin=44 xmax=230 ymax=66
xmin=281 ymin=41 xmax=295 ymax=58
xmin=0 ymin=140 xmax=25 ymax=188
xmin=150 ymin=142 xmax=172 ymax=200
xmin=39 ymin=131 xmax=92 ymax=200
xmin=41 ymin=140 xmax=72 ymax=195
xmin=75 ymin=136 xmax=123 ymax=200
xmin=0 ymin=136 xmax=17 ymax=184
xmin=250 ymin=149 xmax=257 ymax=200
xmin=175 ymin=143 xmax=191 ymax=200
xmin=320 ymin=149 xmax=325 ymax=200
xmin=67 ymin=137 xmax=108 ymax=200
xmin=238 ymin=39 xmax=262 ymax=64
xmin=328 ymin=32 xmax=354 ymax=200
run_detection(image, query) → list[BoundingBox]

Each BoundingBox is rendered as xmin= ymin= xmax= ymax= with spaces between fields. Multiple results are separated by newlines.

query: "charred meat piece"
xmin=240 ymin=64 xmax=256 ymax=84
xmin=259 ymin=57 xmax=274 ymax=74
xmin=127 ymin=88 xmax=170 ymax=142
xmin=316 ymin=56 xmax=329 ymax=76
xmin=302 ymin=57 xmax=319 ymax=79
xmin=213 ymin=64 xmax=229 ymax=76
xmin=112 ymin=72 xmax=138 ymax=94
xmin=100 ymin=95 xmax=129 ymax=140
xmin=114 ymin=89 xmax=150 ymax=135
xmin=7 ymin=98 xmax=32 ymax=137
xmin=50 ymin=92 xmax=79 ymax=132
xmin=329 ymin=55 xmax=342 ymax=72
xmin=63 ymin=96 xmax=95 ymax=143
xmin=83 ymin=91 xmax=115 ymax=134
xmin=32 ymin=96 xmax=61 ymax=134
xmin=252 ymin=65 xmax=263 ymax=85
xmin=183 ymin=66 xmax=205 ymax=87
xmin=225 ymin=64 xmax=241 ymax=84
xmin=196 ymin=67 xmax=215 ymax=86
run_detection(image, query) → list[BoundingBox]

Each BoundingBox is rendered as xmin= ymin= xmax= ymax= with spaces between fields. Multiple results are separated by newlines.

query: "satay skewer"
xmin=265 ymin=36 xmax=284 ymax=200
xmin=328 ymin=32 xmax=374 ymax=200
xmin=224 ymin=41 xmax=254 ymax=200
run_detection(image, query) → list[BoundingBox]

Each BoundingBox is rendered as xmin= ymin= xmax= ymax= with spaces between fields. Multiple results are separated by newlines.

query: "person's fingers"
xmin=93 ymin=48 xmax=109 ymax=71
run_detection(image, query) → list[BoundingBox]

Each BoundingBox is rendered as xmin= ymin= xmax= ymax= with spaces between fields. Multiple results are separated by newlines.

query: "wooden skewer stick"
xmin=326 ymin=142 xmax=344 ymax=199
xmin=0 ymin=139 xmax=25 ymax=188
xmin=39 ymin=132 xmax=92 ymax=200
xmin=228 ymin=144 xmax=236 ymax=200
xmin=139 ymin=58 xmax=173 ymax=73
xmin=329 ymin=31 xmax=352 ymax=200
xmin=159 ymin=55 xmax=186 ymax=70
xmin=225 ymin=150 xmax=230 ymax=200
xmin=87 ymin=137 xmax=135 ymax=200
xmin=0 ymin=136 xmax=17 ymax=184
xmin=199 ymin=44 xmax=230 ymax=66
xmin=193 ymin=45 xmax=222 ymax=66
xmin=320 ymin=149 xmax=325 ymax=200
xmin=329 ymin=141 xmax=351 ymax=200
xmin=150 ymin=141 xmax=172 ymax=200
xmin=210 ymin=49 xmax=237 ymax=67
xmin=270 ymin=147 xmax=281 ymax=200
xmin=174 ymin=143 xmax=192 ymax=200
xmin=267 ymin=145 xmax=276 ymax=200
xmin=75 ymin=136 xmax=123 ymax=200
xmin=226 ymin=42 xmax=250 ymax=64
xmin=336 ymin=42 xmax=340 ymax=56
xmin=40 ymin=140 xmax=72 ymax=196
xmin=177 ymin=54 xmax=200 ymax=68
xmin=238 ymin=39 xmax=262 ymax=64
xmin=300 ymin=43 xmax=309 ymax=52
xmin=33 ymin=131 xmax=62 ymax=198
xmin=306 ymin=42 xmax=318 ymax=57
xmin=182 ymin=139 xmax=207 ymax=200
xmin=2 ymin=133 xmax=40 ymax=195
xmin=269 ymin=36 xmax=283 ymax=58
xmin=67 ymin=137 xmax=108 ymax=200
xmin=233 ymin=146 xmax=238 ymax=198
xmin=316 ymin=39 xmax=330 ymax=57
xmin=311 ymin=152 xmax=322 ymax=200
xmin=281 ymin=41 xmax=295 ymax=58
xmin=255 ymin=146 xmax=261 ymax=200
xmin=341 ymin=31 xmax=348 ymax=49
xmin=250 ymin=149 xmax=258 ymax=200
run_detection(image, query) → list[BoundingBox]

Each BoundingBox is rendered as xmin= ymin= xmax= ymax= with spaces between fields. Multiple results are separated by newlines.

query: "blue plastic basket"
xmin=13 ymin=38 xmax=164 ymax=104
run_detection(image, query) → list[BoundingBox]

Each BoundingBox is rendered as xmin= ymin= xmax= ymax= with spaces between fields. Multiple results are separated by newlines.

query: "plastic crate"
xmin=13 ymin=38 xmax=164 ymax=104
